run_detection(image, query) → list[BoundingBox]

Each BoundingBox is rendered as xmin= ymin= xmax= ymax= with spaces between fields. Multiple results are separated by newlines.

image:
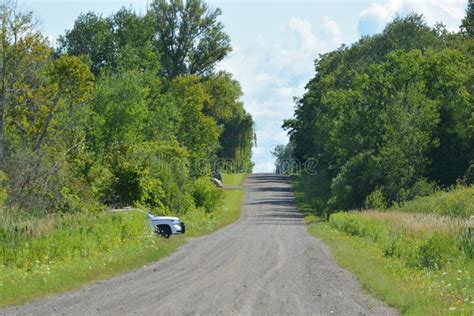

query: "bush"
xmin=0 ymin=171 xmax=8 ymax=209
xmin=416 ymin=234 xmax=450 ymax=269
xmin=103 ymin=141 xmax=195 ymax=213
xmin=398 ymin=178 xmax=438 ymax=202
xmin=191 ymin=178 xmax=223 ymax=213
xmin=464 ymin=163 xmax=474 ymax=185
xmin=394 ymin=185 xmax=474 ymax=218
xmin=4 ymin=146 xmax=98 ymax=214
xmin=365 ymin=188 xmax=388 ymax=210
xmin=329 ymin=152 xmax=381 ymax=210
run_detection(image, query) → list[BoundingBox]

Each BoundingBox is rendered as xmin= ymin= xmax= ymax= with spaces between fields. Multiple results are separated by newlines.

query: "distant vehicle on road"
xmin=147 ymin=213 xmax=186 ymax=238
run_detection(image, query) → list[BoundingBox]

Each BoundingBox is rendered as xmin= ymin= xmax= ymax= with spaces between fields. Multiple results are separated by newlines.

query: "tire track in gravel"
xmin=1 ymin=174 xmax=397 ymax=316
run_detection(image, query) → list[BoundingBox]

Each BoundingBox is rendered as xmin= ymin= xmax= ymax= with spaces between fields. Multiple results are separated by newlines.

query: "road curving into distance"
xmin=2 ymin=174 xmax=397 ymax=315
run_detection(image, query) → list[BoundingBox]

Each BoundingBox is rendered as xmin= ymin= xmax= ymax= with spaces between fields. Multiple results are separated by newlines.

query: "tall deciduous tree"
xmin=0 ymin=3 xmax=40 ymax=164
xmin=150 ymin=0 xmax=232 ymax=79
xmin=284 ymin=14 xmax=474 ymax=214
xmin=58 ymin=12 xmax=114 ymax=75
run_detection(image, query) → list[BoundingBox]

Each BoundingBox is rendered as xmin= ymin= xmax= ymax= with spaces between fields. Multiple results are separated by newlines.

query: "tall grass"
xmin=0 ymin=211 xmax=152 ymax=270
xmin=293 ymin=175 xmax=474 ymax=314
xmin=0 ymin=173 xmax=247 ymax=307
xmin=326 ymin=211 xmax=473 ymax=313
xmin=330 ymin=211 xmax=472 ymax=268
xmin=393 ymin=185 xmax=474 ymax=218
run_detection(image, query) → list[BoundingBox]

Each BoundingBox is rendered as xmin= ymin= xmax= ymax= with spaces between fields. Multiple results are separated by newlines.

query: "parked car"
xmin=147 ymin=213 xmax=186 ymax=238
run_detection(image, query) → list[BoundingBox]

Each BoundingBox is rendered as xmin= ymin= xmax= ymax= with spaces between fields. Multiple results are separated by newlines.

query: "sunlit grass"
xmin=308 ymin=222 xmax=473 ymax=315
xmin=393 ymin=185 xmax=474 ymax=218
xmin=292 ymin=175 xmax=474 ymax=315
xmin=357 ymin=210 xmax=468 ymax=235
xmin=0 ymin=173 xmax=246 ymax=307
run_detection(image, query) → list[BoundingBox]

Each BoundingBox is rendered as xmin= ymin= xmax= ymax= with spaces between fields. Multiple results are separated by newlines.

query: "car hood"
xmin=148 ymin=215 xmax=180 ymax=222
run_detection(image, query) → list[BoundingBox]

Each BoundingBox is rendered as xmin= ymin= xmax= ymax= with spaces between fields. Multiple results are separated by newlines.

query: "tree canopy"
xmin=280 ymin=13 xmax=474 ymax=216
xmin=0 ymin=0 xmax=254 ymax=215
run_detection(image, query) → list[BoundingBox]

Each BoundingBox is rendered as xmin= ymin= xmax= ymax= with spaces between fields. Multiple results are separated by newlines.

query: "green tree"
xmin=461 ymin=0 xmax=473 ymax=37
xmin=285 ymin=14 xmax=474 ymax=213
xmin=150 ymin=0 xmax=232 ymax=79
xmin=203 ymin=72 xmax=254 ymax=172
xmin=169 ymin=75 xmax=220 ymax=175
xmin=58 ymin=12 xmax=114 ymax=75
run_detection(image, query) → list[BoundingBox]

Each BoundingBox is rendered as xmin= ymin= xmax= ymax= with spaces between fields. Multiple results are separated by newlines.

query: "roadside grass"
xmin=182 ymin=173 xmax=246 ymax=237
xmin=0 ymin=173 xmax=246 ymax=307
xmin=293 ymin=175 xmax=474 ymax=315
xmin=393 ymin=185 xmax=474 ymax=218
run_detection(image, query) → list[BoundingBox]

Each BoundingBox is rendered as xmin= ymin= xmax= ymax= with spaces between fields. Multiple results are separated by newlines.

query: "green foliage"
xmin=0 ymin=170 xmax=8 ymax=208
xmin=0 ymin=211 xmax=151 ymax=269
xmin=191 ymin=177 xmax=223 ymax=213
xmin=464 ymin=163 xmax=474 ymax=185
xmin=398 ymin=178 xmax=438 ymax=202
xmin=461 ymin=0 xmax=474 ymax=37
xmin=285 ymin=14 xmax=474 ymax=213
xmin=364 ymin=188 xmax=388 ymax=210
xmin=460 ymin=226 xmax=474 ymax=258
xmin=204 ymin=72 xmax=255 ymax=172
xmin=150 ymin=0 xmax=232 ymax=79
xmin=393 ymin=185 xmax=474 ymax=218
xmin=0 ymin=0 xmax=250 ymax=305
xmin=99 ymin=141 xmax=195 ymax=214
xmin=306 ymin=220 xmax=473 ymax=314
xmin=0 ymin=1 xmax=252 ymax=215
xmin=169 ymin=76 xmax=220 ymax=175
xmin=0 ymin=174 xmax=245 ymax=306
xmin=329 ymin=211 xmax=469 ymax=268
xmin=329 ymin=152 xmax=381 ymax=210
xmin=294 ymin=174 xmax=473 ymax=314
xmin=272 ymin=142 xmax=296 ymax=174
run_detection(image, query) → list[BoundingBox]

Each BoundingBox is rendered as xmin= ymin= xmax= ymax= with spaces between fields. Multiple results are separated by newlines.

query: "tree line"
xmin=279 ymin=3 xmax=474 ymax=216
xmin=0 ymin=0 xmax=254 ymax=215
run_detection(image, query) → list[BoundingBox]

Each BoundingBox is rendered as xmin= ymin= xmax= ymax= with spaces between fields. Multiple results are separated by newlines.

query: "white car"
xmin=147 ymin=213 xmax=186 ymax=238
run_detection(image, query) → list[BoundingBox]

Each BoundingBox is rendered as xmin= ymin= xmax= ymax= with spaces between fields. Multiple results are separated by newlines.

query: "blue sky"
xmin=25 ymin=0 xmax=467 ymax=172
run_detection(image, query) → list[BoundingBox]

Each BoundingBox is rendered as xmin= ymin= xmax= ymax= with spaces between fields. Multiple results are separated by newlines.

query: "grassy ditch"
xmin=393 ymin=186 xmax=474 ymax=218
xmin=0 ymin=173 xmax=246 ymax=307
xmin=293 ymin=176 xmax=473 ymax=315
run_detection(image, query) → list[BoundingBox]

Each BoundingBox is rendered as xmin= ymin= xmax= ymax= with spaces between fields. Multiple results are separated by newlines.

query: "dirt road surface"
xmin=2 ymin=174 xmax=397 ymax=315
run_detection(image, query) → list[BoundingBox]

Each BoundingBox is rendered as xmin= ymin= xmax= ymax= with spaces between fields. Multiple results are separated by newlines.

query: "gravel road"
xmin=2 ymin=174 xmax=397 ymax=316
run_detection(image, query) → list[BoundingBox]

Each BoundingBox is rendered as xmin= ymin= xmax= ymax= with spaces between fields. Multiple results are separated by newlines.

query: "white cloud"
xmin=288 ymin=17 xmax=318 ymax=52
xmin=219 ymin=1 xmax=467 ymax=173
xmin=219 ymin=16 xmax=342 ymax=172
xmin=357 ymin=0 xmax=467 ymax=35
xmin=322 ymin=16 xmax=342 ymax=44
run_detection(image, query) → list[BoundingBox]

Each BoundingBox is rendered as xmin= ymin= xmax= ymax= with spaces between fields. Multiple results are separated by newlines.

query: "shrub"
xmin=329 ymin=152 xmax=381 ymax=210
xmin=365 ymin=188 xmax=388 ymax=210
xmin=104 ymin=141 xmax=195 ymax=213
xmin=398 ymin=178 xmax=438 ymax=202
xmin=416 ymin=234 xmax=448 ymax=269
xmin=394 ymin=185 xmax=474 ymax=218
xmin=191 ymin=178 xmax=223 ymax=213
xmin=464 ymin=163 xmax=474 ymax=185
